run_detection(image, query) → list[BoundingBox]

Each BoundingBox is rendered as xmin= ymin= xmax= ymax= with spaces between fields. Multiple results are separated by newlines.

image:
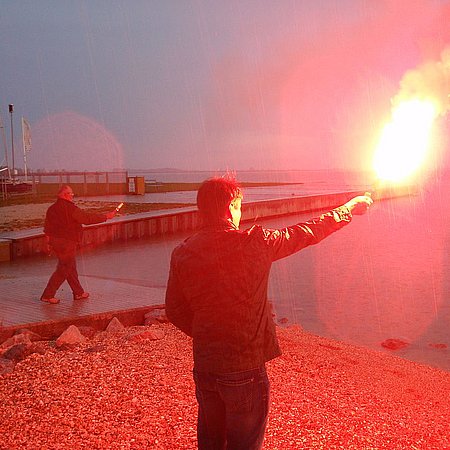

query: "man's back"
xmin=165 ymin=176 xmax=372 ymax=449
xmin=45 ymin=197 xmax=108 ymax=242
xmin=166 ymin=220 xmax=280 ymax=374
xmin=45 ymin=198 xmax=81 ymax=242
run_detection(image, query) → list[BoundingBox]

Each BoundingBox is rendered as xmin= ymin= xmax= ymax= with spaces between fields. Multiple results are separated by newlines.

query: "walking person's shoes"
xmin=40 ymin=297 xmax=60 ymax=304
xmin=73 ymin=292 xmax=90 ymax=300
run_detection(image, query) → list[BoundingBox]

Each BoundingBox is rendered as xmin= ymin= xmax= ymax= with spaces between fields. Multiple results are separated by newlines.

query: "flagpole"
xmin=9 ymin=104 xmax=15 ymax=182
xmin=21 ymin=117 xmax=32 ymax=183
xmin=0 ymin=112 xmax=11 ymax=179
xmin=22 ymin=117 xmax=28 ymax=182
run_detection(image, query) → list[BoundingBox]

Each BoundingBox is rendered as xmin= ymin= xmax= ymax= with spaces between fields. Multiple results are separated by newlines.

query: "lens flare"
xmin=373 ymin=99 xmax=437 ymax=182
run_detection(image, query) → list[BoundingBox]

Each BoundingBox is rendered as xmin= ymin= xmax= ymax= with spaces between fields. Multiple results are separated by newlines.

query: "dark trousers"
xmin=41 ymin=237 xmax=84 ymax=299
xmin=193 ymin=366 xmax=270 ymax=450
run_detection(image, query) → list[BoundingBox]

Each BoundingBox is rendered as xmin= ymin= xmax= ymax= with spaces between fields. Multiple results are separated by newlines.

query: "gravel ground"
xmin=0 ymin=324 xmax=449 ymax=449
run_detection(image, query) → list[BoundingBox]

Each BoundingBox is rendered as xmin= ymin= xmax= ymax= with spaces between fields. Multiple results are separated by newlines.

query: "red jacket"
xmin=165 ymin=206 xmax=352 ymax=374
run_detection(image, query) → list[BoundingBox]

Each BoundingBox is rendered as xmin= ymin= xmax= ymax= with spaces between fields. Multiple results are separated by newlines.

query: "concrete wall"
xmin=0 ymin=186 xmax=413 ymax=261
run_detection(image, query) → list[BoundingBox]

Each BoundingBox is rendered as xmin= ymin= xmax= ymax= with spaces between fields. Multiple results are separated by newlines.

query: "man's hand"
xmin=344 ymin=194 xmax=373 ymax=215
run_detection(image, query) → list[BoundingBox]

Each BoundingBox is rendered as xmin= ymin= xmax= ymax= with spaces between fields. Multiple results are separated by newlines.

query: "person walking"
xmin=40 ymin=185 xmax=118 ymax=304
xmin=165 ymin=176 xmax=372 ymax=450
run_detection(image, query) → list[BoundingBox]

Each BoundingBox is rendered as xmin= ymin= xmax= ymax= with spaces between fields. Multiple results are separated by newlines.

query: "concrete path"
xmin=0 ymin=234 xmax=176 ymax=340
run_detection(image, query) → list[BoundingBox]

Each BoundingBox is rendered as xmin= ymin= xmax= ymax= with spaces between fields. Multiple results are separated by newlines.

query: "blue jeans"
xmin=193 ymin=366 xmax=270 ymax=450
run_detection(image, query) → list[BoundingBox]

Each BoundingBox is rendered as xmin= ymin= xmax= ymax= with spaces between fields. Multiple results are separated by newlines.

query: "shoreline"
xmin=0 ymin=324 xmax=448 ymax=448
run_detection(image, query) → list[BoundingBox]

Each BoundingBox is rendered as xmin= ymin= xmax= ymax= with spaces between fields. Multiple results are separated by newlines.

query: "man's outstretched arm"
xmin=265 ymin=194 xmax=373 ymax=261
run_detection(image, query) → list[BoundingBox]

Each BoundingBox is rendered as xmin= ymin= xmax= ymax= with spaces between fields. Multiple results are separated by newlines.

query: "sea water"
xmin=265 ymin=171 xmax=450 ymax=372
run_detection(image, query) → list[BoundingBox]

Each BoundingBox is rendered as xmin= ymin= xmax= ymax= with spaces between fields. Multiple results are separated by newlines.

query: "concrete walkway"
xmin=0 ymin=234 xmax=175 ymax=341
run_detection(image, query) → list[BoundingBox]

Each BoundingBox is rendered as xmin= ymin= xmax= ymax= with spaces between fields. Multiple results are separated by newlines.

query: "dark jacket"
xmin=165 ymin=206 xmax=352 ymax=374
xmin=44 ymin=197 xmax=107 ymax=243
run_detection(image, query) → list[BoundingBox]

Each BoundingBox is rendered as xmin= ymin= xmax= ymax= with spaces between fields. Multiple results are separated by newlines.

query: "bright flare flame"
xmin=373 ymin=99 xmax=437 ymax=182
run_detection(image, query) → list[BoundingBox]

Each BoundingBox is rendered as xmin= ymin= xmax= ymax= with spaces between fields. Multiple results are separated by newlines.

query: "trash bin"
xmin=127 ymin=176 xmax=145 ymax=195
xmin=0 ymin=239 xmax=11 ymax=262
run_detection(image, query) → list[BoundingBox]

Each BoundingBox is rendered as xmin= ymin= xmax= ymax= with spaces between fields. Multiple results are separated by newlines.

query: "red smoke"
xmin=206 ymin=0 xmax=450 ymax=171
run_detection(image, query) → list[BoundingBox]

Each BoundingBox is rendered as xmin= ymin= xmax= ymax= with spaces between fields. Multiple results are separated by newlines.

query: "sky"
xmin=0 ymin=0 xmax=449 ymax=172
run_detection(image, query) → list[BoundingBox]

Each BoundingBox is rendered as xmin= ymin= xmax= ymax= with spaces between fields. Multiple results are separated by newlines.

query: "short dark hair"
xmin=57 ymin=185 xmax=71 ymax=196
xmin=197 ymin=176 xmax=242 ymax=219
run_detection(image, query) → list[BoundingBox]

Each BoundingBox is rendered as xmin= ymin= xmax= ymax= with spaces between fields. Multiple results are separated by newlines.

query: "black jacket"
xmin=165 ymin=206 xmax=352 ymax=374
xmin=44 ymin=198 xmax=107 ymax=243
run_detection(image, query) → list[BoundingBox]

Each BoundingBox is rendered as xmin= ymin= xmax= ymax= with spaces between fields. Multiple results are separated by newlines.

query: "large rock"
xmin=381 ymin=338 xmax=409 ymax=350
xmin=28 ymin=341 xmax=52 ymax=355
xmin=78 ymin=325 xmax=97 ymax=339
xmin=1 ymin=330 xmax=45 ymax=361
xmin=14 ymin=329 xmax=43 ymax=342
xmin=3 ymin=343 xmax=30 ymax=362
xmin=105 ymin=317 xmax=125 ymax=333
xmin=144 ymin=309 xmax=168 ymax=325
xmin=0 ymin=338 xmax=52 ymax=367
xmin=0 ymin=358 xmax=15 ymax=376
xmin=128 ymin=328 xmax=165 ymax=342
xmin=1 ymin=333 xmax=32 ymax=350
xmin=56 ymin=325 xmax=86 ymax=348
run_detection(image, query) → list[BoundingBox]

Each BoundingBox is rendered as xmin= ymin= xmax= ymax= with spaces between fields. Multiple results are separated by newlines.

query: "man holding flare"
xmin=40 ymin=185 xmax=122 ymax=304
xmin=165 ymin=175 xmax=372 ymax=450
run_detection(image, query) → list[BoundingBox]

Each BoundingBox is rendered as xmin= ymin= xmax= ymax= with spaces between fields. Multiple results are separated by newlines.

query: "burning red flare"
xmin=373 ymin=98 xmax=438 ymax=182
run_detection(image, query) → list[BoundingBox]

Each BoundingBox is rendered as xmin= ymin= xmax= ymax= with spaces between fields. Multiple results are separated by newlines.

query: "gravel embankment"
xmin=0 ymin=324 xmax=449 ymax=449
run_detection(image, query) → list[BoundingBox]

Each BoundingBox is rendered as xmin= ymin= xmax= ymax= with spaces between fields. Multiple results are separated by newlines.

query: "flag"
xmin=22 ymin=117 xmax=32 ymax=152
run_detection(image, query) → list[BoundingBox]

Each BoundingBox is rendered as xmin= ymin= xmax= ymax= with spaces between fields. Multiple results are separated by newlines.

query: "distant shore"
xmin=145 ymin=180 xmax=299 ymax=193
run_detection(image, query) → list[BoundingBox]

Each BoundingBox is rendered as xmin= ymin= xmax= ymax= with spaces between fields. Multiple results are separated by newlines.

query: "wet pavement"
xmin=0 ymin=235 xmax=173 ymax=333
